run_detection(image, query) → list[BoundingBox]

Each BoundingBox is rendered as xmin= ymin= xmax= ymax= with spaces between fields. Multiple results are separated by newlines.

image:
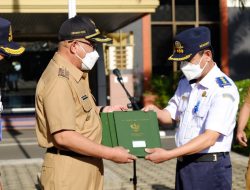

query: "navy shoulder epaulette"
xmin=216 ymin=76 xmax=231 ymax=88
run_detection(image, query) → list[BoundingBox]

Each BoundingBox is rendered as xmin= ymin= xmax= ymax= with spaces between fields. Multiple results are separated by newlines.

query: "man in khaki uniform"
xmin=35 ymin=15 xmax=136 ymax=190
xmin=237 ymin=87 xmax=250 ymax=190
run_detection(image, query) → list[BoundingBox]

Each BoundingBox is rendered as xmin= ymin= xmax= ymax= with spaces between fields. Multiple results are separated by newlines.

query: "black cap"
xmin=168 ymin=26 xmax=211 ymax=61
xmin=58 ymin=15 xmax=111 ymax=43
xmin=0 ymin=17 xmax=25 ymax=57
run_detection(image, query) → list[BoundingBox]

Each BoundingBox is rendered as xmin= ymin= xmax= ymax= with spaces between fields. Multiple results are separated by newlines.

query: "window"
xmin=1 ymin=41 xmax=56 ymax=110
xmin=151 ymin=0 xmax=220 ymax=75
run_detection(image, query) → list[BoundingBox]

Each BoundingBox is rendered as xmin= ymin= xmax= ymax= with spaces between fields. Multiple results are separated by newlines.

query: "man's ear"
xmin=69 ymin=41 xmax=78 ymax=54
xmin=204 ymin=50 xmax=212 ymax=61
xmin=0 ymin=54 xmax=5 ymax=60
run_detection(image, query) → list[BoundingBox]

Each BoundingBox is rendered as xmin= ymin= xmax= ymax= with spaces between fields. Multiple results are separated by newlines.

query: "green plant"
xmin=232 ymin=79 xmax=250 ymax=156
xmin=147 ymin=75 xmax=176 ymax=108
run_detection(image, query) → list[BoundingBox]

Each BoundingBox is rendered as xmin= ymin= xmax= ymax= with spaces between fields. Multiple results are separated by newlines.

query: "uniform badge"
xmin=193 ymin=100 xmax=201 ymax=114
xmin=182 ymin=96 xmax=187 ymax=100
xmin=58 ymin=68 xmax=69 ymax=79
xmin=81 ymin=95 xmax=88 ymax=100
xmin=202 ymin=91 xmax=207 ymax=97
xmin=216 ymin=77 xmax=231 ymax=88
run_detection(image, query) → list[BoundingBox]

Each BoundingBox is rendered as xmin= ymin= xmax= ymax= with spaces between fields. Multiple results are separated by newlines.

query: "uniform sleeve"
xmin=165 ymin=96 xmax=179 ymax=120
xmin=44 ymin=78 xmax=76 ymax=134
xmin=205 ymin=91 xmax=239 ymax=136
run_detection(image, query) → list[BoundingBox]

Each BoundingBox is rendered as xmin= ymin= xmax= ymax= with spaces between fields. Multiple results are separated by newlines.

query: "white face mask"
xmin=180 ymin=55 xmax=208 ymax=81
xmin=75 ymin=44 xmax=99 ymax=71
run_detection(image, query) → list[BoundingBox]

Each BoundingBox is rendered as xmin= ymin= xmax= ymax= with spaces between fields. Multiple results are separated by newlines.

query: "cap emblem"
xmin=175 ymin=41 xmax=184 ymax=54
xmin=8 ymin=25 xmax=13 ymax=42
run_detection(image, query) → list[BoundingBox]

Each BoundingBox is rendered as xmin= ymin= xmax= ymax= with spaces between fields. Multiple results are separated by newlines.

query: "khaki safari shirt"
xmin=35 ymin=52 xmax=102 ymax=148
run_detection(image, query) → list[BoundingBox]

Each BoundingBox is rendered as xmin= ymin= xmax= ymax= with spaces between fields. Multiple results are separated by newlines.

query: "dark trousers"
xmin=175 ymin=154 xmax=232 ymax=190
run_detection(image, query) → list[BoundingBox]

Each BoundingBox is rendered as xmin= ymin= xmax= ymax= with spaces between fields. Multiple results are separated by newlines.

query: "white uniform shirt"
xmin=166 ymin=65 xmax=239 ymax=153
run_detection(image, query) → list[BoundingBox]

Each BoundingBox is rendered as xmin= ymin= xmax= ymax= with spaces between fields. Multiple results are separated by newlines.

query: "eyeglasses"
xmin=68 ymin=40 xmax=96 ymax=49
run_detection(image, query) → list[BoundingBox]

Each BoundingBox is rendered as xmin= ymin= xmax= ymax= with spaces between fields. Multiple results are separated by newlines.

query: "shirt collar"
xmin=198 ymin=63 xmax=220 ymax=89
xmin=53 ymin=52 xmax=86 ymax=82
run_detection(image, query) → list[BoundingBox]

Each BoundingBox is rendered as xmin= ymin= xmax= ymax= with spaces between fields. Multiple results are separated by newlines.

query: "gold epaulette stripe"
xmin=0 ymin=46 xmax=25 ymax=55
xmin=168 ymin=54 xmax=192 ymax=61
xmin=92 ymin=37 xmax=112 ymax=42
xmin=85 ymin=29 xmax=100 ymax=39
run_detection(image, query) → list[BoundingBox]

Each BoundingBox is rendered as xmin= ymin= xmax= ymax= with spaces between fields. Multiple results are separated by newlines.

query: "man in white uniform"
xmin=143 ymin=26 xmax=239 ymax=190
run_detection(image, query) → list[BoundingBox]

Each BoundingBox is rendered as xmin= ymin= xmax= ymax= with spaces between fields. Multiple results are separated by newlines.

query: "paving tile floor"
xmin=0 ymin=152 xmax=248 ymax=190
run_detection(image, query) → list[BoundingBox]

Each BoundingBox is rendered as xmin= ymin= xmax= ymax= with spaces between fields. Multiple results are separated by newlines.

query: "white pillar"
xmin=68 ymin=0 xmax=76 ymax=18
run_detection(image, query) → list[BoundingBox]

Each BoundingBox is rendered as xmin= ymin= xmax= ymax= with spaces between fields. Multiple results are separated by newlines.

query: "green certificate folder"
xmin=100 ymin=113 xmax=118 ymax=147
xmin=100 ymin=113 xmax=112 ymax=147
xmin=101 ymin=111 xmax=161 ymax=157
xmin=107 ymin=113 xmax=118 ymax=147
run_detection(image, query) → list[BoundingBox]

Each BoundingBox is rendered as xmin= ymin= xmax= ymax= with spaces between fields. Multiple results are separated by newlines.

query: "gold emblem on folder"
xmin=130 ymin=123 xmax=140 ymax=133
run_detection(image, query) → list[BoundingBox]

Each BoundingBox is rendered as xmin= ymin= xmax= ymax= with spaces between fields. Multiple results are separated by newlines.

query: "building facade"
xmin=0 ymin=0 xmax=249 ymax=112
